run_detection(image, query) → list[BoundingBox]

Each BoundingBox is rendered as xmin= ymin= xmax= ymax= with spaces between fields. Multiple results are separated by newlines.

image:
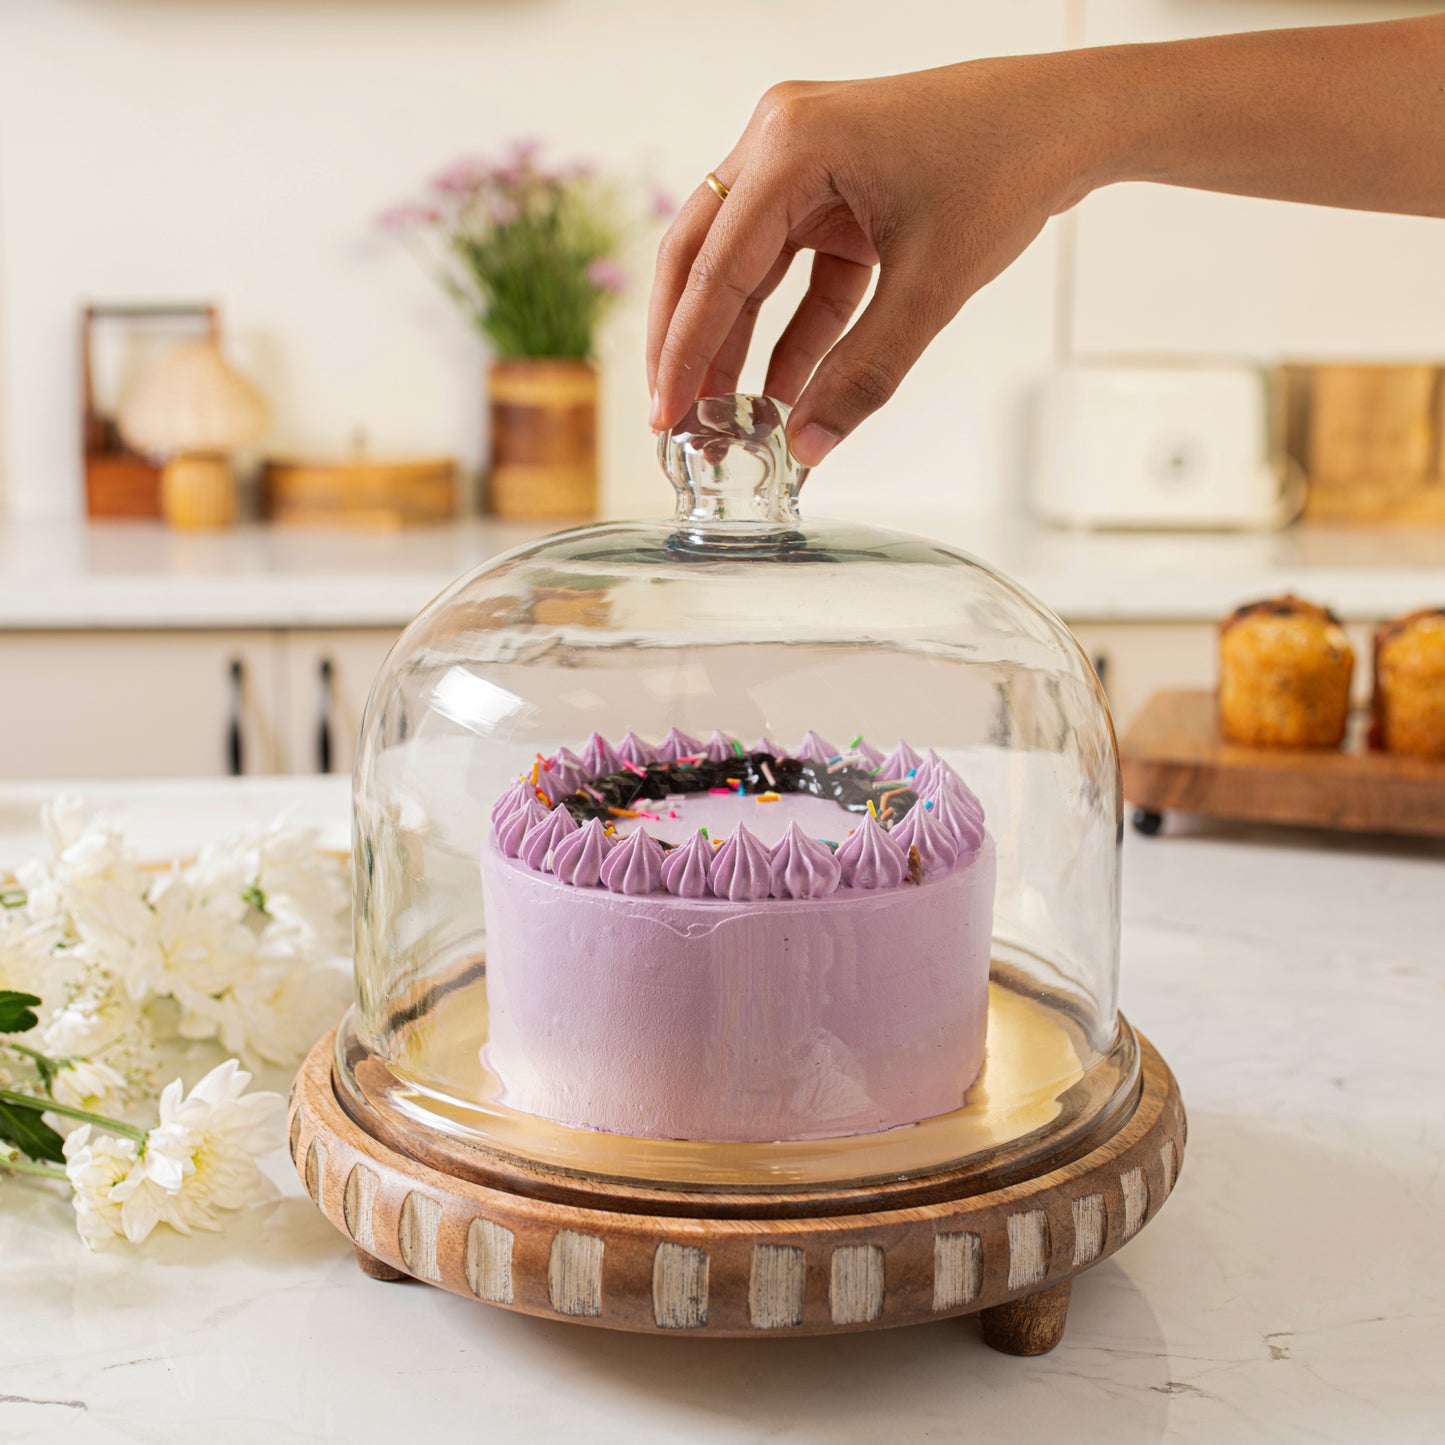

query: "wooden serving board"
xmin=1120 ymin=689 xmax=1445 ymax=838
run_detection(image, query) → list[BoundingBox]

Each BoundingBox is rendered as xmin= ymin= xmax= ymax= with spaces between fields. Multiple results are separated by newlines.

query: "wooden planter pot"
xmin=487 ymin=359 xmax=598 ymax=520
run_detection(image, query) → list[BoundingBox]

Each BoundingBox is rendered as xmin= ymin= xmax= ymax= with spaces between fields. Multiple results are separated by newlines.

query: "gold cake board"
xmin=289 ymin=1019 xmax=1185 ymax=1353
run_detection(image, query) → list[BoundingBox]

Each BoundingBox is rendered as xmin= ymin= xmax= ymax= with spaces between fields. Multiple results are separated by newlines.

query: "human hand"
xmin=647 ymin=57 xmax=1108 ymax=465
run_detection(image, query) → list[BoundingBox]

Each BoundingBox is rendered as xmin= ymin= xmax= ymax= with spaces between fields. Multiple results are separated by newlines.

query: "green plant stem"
xmin=4 ymin=1041 xmax=57 ymax=1069
xmin=0 ymin=1089 xmax=146 ymax=1144
xmin=1 ymin=1155 xmax=66 ymax=1181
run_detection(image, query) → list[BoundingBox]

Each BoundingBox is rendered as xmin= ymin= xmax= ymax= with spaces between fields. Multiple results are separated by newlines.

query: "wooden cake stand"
xmin=288 ymin=1021 xmax=1184 ymax=1355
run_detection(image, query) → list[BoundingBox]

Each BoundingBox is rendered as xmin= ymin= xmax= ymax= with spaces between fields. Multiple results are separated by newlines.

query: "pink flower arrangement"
xmin=379 ymin=140 xmax=660 ymax=359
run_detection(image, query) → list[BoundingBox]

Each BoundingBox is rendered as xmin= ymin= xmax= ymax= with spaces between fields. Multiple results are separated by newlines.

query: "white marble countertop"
xmin=1 ymin=777 xmax=1442 ymax=1443
xmin=2 ymin=513 xmax=1444 ymax=629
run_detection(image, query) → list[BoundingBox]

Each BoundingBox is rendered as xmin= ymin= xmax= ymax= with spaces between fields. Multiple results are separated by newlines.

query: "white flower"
xmin=20 ymin=800 xmax=149 ymax=933
xmin=66 ymin=880 xmax=163 ymax=994
xmin=63 ymin=1126 xmax=141 ymax=1250
xmin=0 ymin=906 xmax=53 ymax=997
xmin=51 ymin=1058 xmax=128 ymax=1120
xmin=253 ymin=824 xmax=349 ymax=952
xmin=120 ymin=871 xmax=255 ymax=1014
xmin=187 ymin=931 xmax=350 ymax=1069
xmin=126 ymin=1060 xmax=282 ymax=1235
xmin=41 ymin=982 xmax=144 ymax=1060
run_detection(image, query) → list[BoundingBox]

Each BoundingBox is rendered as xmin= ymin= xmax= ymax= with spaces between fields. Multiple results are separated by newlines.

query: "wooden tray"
xmin=1120 ymin=689 xmax=1445 ymax=838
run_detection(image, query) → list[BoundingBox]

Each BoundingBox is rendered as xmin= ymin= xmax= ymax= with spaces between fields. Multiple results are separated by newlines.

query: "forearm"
xmin=1063 ymin=15 xmax=1445 ymax=217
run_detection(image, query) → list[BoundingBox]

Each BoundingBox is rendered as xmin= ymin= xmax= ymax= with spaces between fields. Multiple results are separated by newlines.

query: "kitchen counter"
xmin=1 ymin=777 xmax=1440 ymax=1443
xmin=2 ymin=514 xmax=1444 ymax=628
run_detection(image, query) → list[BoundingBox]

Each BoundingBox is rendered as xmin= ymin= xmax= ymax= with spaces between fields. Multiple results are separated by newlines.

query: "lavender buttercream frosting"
xmin=849 ymin=739 xmax=886 ymax=770
xmin=923 ymin=788 xmax=986 ymax=850
xmin=879 ymin=739 xmax=924 ymax=781
xmin=615 ymin=731 xmax=655 ymax=767
xmin=660 ymin=830 xmax=714 ymax=898
xmin=835 ymin=814 xmax=907 ymax=889
xmin=498 ymin=797 xmax=547 ymax=858
xmin=581 ymin=732 xmax=622 ymax=777
xmin=914 ymin=750 xmax=984 ymax=819
xmin=769 ymin=820 xmax=843 ymax=899
xmin=519 ymin=804 xmax=578 ymax=872
xmin=551 ymin=817 xmax=613 ymax=887
xmin=653 ymin=726 xmax=704 ymax=764
xmin=600 ymin=828 xmax=665 ymax=895
xmin=709 ymin=825 xmax=773 ymax=901
xmin=704 ymin=730 xmax=738 ymax=764
xmin=491 ymin=779 xmax=532 ymax=826
xmin=890 ymin=802 xmax=959 ymax=874
xmin=794 ymin=729 xmax=838 ymax=765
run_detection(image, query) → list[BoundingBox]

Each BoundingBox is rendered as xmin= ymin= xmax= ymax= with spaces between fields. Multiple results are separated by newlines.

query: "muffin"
xmin=1219 ymin=596 xmax=1354 ymax=748
xmin=1371 ymin=608 xmax=1445 ymax=758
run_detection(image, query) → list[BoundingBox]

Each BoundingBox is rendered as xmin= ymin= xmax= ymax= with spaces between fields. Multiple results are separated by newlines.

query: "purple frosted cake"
xmin=480 ymin=730 xmax=995 ymax=1142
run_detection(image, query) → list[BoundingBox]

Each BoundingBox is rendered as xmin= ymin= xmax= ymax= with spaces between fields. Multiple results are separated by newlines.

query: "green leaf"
xmin=0 ymin=1099 xmax=66 ymax=1164
xmin=0 ymin=991 xmax=42 ymax=1035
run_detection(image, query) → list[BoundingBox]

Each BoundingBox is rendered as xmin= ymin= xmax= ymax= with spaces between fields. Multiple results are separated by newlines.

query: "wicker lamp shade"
xmin=118 ymin=338 xmax=268 ymax=457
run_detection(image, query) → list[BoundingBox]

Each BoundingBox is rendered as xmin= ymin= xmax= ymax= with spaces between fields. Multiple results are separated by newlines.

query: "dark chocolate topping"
xmin=561 ymin=749 xmax=920 ymax=845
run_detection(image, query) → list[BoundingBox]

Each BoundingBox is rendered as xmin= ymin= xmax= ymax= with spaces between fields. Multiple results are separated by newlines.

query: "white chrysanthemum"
xmin=66 ymin=880 xmax=164 ymax=995
xmin=20 ymin=800 xmax=149 ymax=933
xmin=127 ymin=1060 xmax=282 ymax=1235
xmin=63 ymin=1126 xmax=141 ymax=1250
xmin=254 ymin=825 xmax=349 ymax=951
xmin=0 ymin=905 xmax=55 ymax=997
xmin=51 ymin=1057 xmax=129 ymax=1120
xmin=188 ymin=931 xmax=350 ymax=1069
xmin=41 ymin=981 xmax=145 ymax=1060
xmin=122 ymin=871 xmax=255 ymax=1014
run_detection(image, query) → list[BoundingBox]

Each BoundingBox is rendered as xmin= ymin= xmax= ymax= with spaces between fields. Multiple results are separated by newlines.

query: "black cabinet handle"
xmin=1092 ymin=654 xmax=1110 ymax=694
xmin=317 ymin=658 xmax=334 ymax=774
xmin=226 ymin=659 xmax=244 ymax=776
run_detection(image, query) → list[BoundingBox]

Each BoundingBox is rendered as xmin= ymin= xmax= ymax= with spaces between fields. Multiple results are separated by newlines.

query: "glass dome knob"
xmin=659 ymin=393 xmax=807 ymax=540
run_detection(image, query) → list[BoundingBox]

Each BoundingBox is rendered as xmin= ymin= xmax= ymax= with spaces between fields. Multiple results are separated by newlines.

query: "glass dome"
xmin=340 ymin=394 xmax=1130 ymax=1195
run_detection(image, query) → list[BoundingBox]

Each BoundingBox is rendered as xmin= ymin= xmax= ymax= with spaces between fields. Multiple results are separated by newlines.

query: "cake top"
xmin=489 ymin=731 xmax=986 ymax=901
xmin=1221 ymin=594 xmax=1345 ymax=634
xmin=1375 ymin=606 xmax=1445 ymax=648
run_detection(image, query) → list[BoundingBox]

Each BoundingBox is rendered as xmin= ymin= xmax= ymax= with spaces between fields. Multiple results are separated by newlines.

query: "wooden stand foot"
xmin=354 ymin=1245 xmax=408 ymax=1282
xmin=979 ymin=1280 xmax=1073 ymax=1356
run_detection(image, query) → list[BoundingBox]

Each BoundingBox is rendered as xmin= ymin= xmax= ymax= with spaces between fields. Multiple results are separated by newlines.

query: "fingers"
xmin=763 ymin=252 xmax=874 ymax=405
xmin=647 ymin=181 xmax=727 ymax=400
xmin=787 ymin=248 xmax=964 ymax=468
xmin=652 ymin=171 xmax=793 ymax=431
xmin=698 ymin=244 xmax=798 ymax=398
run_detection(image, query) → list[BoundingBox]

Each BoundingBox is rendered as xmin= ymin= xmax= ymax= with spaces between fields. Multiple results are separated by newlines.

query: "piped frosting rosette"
xmin=488 ymin=731 xmax=987 ymax=899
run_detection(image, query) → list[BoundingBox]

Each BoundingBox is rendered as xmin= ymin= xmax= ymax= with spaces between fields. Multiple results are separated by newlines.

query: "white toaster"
xmin=1029 ymin=361 xmax=1295 ymax=531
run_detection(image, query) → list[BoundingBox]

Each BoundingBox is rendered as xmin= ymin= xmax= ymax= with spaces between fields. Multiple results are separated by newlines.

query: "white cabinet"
xmin=0 ymin=630 xmax=282 ymax=779
xmin=278 ymin=629 xmax=399 ymax=777
xmin=0 ymin=627 xmax=400 ymax=781
xmin=1064 ymin=623 xmax=1217 ymax=734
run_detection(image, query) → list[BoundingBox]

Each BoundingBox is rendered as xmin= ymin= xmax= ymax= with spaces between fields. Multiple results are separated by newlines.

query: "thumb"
xmin=786 ymin=250 xmax=964 ymax=468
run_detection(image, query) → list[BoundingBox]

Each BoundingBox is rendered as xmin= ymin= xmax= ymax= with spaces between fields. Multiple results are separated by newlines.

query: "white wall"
xmin=0 ymin=0 xmax=1439 ymax=530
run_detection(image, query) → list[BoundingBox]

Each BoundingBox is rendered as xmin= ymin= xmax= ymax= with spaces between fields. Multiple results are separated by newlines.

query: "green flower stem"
xmin=0 ymin=1089 xmax=146 ymax=1144
xmin=4 ymin=1041 xmax=57 ymax=1069
xmin=1 ymin=1155 xmax=66 ymax=1181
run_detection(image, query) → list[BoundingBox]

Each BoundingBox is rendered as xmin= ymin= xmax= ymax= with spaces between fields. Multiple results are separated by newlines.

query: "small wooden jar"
xmin=487 ymin=359 xmax=598 ymax=520
xmin=162 ymin=454 xmax=237 ymax=529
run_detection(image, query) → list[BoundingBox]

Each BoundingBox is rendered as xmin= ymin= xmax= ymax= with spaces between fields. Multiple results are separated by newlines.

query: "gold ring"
xmin=704 ymin=171 xmax=730 ymax=202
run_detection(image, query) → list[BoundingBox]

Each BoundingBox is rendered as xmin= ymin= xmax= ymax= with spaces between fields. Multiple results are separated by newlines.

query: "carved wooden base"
xmin=290 ymin=1023 xmax=1185 ymax=1351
